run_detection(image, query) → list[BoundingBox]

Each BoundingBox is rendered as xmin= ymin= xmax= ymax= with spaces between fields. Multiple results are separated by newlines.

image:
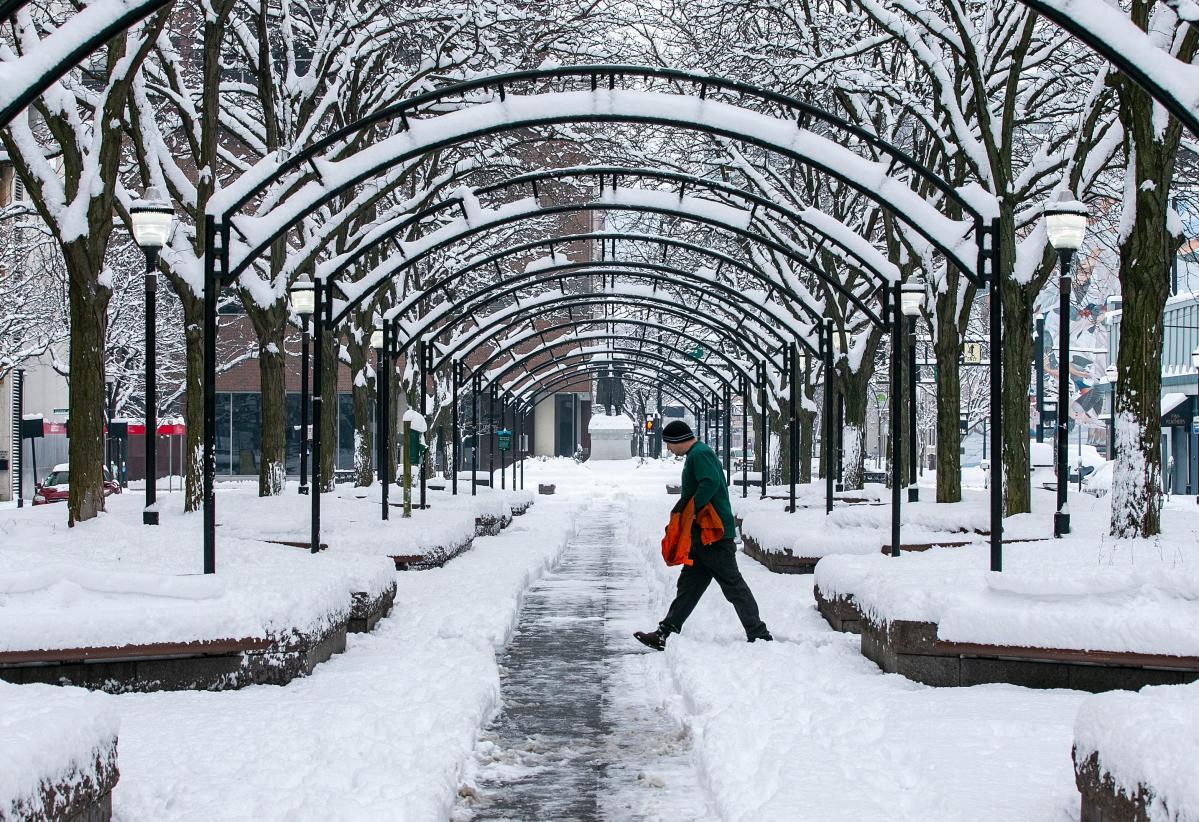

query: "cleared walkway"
xmin=453 ymin=495 xmax=712 ymax=821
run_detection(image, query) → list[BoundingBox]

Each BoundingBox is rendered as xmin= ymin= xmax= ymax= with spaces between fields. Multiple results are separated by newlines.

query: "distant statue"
xmin=596 ymin=373 xmax=625 ymax=413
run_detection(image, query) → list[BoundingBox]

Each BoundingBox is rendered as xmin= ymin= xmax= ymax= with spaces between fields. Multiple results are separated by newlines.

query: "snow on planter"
xmin=814 ymin=493 xmax=1199 ymax=681
xmin=0 ymin=682 xmax=118 ymax=820
xmin=0 ymin=489 xmax=397 ymax=690
xmin=1074 ymin=681 xmax=1199 ymax=821
xmin=587 ymin=413 xmax=635 ymax=460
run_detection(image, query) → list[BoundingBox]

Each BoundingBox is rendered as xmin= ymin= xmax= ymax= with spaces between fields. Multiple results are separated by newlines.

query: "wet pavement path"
xmin=453 ymin=495 xmax=711 ymax=821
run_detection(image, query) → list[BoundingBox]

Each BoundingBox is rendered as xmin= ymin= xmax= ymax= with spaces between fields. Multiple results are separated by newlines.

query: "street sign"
xmin=687 ymin=344 xmax=705 ymax=360
xmin=497 ymin=428 xmax=512 ymax=452
xmin=875 ymin=391 xmax=887 ymax=404
xmin=963 ymin=342 xmax=983 ymax=365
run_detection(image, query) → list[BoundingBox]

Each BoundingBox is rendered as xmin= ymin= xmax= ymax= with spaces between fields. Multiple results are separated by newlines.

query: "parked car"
xmin=33 ymin=463 xmax=122 ymax=505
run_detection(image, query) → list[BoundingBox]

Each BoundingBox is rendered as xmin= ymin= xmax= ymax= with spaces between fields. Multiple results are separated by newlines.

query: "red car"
xmin=33 ymin=463 xmax=122 ymax=505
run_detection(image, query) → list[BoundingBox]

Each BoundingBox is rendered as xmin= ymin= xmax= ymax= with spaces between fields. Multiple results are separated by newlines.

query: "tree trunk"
xmin=799 ymin=409 xmax=815 ymax=484
xmin=1109 ymin=13 xmax=1195 ymax=536
xmin=65 ymin=255 xmax=110 ymax=524
xmin=999 ymin=209 xmax=1033 ymax=515
xmin=347 ymin=335 xmax=373 ymax=487
xmin=840 ymin=368 xmax=869 ymax=491
xmin=933 ymin=306 xmax=963 ymax=503
xmin=257 ymin=324 xmax=287 ymax=496
xmin=768 ymin=404 xmax=788 ymax=485
xmin=181 ymin=296 xmax=204 ymax=512
xmin=318 ymin=327 xmax=338 ymax=492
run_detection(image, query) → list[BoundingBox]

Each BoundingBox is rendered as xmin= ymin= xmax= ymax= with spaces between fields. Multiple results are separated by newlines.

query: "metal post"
xmin=907 ymin=314 xmax=918 ymax=503
xmin=741 ymin=373 xmax=748 ymax=498
xmin=500 ymin=395 xmax=507 ymax=490
xmin=789 ymin=345 xmax=798 ymax=512
xmin=988 ymin=219 xmax=1004 ymax=573
xmin=310 ymin=277 xmax=324 ymax=554
xmin=1055 ymin=249 xmax=1072 ymax=537
xmin=891 ymin=286 xmax=903 ymax=557
xmin=723 ymin=385 xmax=731 ymax=483
xmin=824 ymin=320 xmax=834 ymax=515
xmin=143 ymin=248 xmax=159 ymax=525
xmin=452 ymin=361 xmax=459 ymax=495
xmin=512 ymin=404 xmax=518 ymax=489
xmin=471 ymin=374 xmax=478 ymax=496
xmin=419 ymin=338 xmax=427 ymax=510
xmin=656 ymin=383 xmax=663 ymax=458
xmin=299 ymin=314 xmax=310 ymax=494
xmin=1035 ymin=316 xmax=1046 ymax=444
xmin=380 ymin=326 xmax=391 ymax=520
xmin=15 ymin=368 xmax=24 ymax=507
xmin=402 ymin=419 xmax=412 ymax=518
xmin=202 ymin=215 xmax=219 ymax=574
xmin=759 ymin=362 xmax=768 ymax=499
xmin=489 ymin=385 xmax=496 ymax=488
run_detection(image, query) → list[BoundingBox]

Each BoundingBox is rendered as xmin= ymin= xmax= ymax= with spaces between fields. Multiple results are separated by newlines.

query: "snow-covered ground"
xmin=5 ymin=457 xmax=1194 ymax=820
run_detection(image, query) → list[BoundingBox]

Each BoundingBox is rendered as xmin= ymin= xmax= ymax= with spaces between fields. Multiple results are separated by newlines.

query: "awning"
xmin=1162 ymin=393 xmax=1189 ymax=417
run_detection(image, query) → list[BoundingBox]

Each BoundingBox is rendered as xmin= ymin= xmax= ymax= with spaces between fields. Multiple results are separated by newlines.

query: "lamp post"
xmin=130 ymin=186 xmax=175 ymax=526
xmin=104 ymin=373 xmax=116 ymax=482
xmin=1105 ymin=363 xmax=1117 ymax=461
xmin=1044 ymin=191 xmax=1088 ymax=538
xmin=900 ymin=278 xmax=925 ymax=502
xmin=291 ymin=274 xmax=314 ymax=494
xmin=1192 ymin=347 xmax=1199 ymax=505
xmin=1035 ymin=312 xmax=1046 ymax=443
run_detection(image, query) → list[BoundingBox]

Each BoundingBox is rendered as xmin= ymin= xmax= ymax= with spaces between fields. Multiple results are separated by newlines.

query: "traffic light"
xmin=645 ymin=415 xmax=656 ymax=434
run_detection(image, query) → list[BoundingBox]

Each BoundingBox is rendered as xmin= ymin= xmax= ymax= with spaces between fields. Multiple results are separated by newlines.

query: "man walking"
xmin=635 ymin=420 xmax=772 ymax=650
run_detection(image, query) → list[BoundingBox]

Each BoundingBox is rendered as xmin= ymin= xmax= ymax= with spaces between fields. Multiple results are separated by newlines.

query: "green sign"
xmin=688 ymin=344 xmax=705 ymax=360
xmin=408 ymin=428 xmax=427 ymax=459
xmin=497 ymin=428 xmax=513 ymax=452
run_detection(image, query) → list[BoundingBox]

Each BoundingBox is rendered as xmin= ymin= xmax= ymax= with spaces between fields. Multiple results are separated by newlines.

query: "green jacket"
xmin=680 ymin=440 xmax=737 ymax=539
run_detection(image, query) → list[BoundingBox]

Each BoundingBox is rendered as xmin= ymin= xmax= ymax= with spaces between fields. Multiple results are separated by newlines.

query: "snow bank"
xmin=814 ymin=493 xmax=1199 ymax=656
xmin=1074 ymin=682 xmax=1199 ymax=820
xmin=0 ymin=489 xmax=395 ymax=652
xmin=0 ymin=682 xmax=117 ymax=818
xmin=588 ymin=412 xmax=635 ymax=432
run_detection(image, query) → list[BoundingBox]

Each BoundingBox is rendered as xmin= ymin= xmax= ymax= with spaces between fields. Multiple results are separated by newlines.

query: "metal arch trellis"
xmin=382 ymin=232 xmax=832 ymax=349
xmin=479 ymin=346 xmax=737 ymax=402
xmin=518 ymin=368 xmax=706 ymax=416
xmin=1017 ymin=0 xmax=1199 ymax=140
xmin=320 ymin=198 xmax=889 ymax=331
xmin=429 ymin=293 xmax=792 ymax=373
xmin=201 ymin=64 xmax=1004 ymax=573
xmin=435 ymin=308 xmax=781 ymax=378
xmin=469 ymin=330 xmax=757 ymax=399
xmin=315 ymin=164 xmax=899 ymax=320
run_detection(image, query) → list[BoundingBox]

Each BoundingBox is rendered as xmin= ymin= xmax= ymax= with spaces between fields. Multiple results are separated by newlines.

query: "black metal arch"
xmin=477 ymin=165 xmax=898 ymax=283
xmin=1019 ymin=0 xmax=1199 ymax=139
xmin=413 ymin=274 xmax=807 ymax=367
xmin=512 ymin=366 xmax=708 ymax=415
xmin=482 ymin=347 xmax=733 ymax=403
xmin=0 ymin=0 xmax=174 ymax=128
xmin=385 ymin=232 xmax=829 ymax=346
xmin=435 ymin=300 xmax=785 ymax=374
xmin=469 ymin=327 xmax=757 ymax=395
xmin=326 ymin=198 xmax=886 ymax=329
xmin=213 ymin=65 xmax=985 ymax=281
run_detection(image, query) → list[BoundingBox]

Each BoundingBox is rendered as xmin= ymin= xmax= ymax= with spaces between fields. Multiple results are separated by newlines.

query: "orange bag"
xmin=661 ymin=498 xmax=725 ymax=566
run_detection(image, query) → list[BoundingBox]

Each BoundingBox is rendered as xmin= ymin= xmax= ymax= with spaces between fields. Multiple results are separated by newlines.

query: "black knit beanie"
xmin=661 ymin=420 xmax=695 ymax=443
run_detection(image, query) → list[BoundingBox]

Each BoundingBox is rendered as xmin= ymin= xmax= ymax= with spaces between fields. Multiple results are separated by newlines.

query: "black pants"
xmin=660 ymin=536 xmax=769 ymax=639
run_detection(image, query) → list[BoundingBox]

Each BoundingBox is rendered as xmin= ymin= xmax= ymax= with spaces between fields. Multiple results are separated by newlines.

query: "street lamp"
xmin=1045 ymin=191 xmax=1088 ymax=538
xmin=901 ymin=278 xmax=925 ymax=502
xmin=291 ymin=273 xmax=315 ymax=494
xmin=130 ymin=185 xmax=175 ymax=526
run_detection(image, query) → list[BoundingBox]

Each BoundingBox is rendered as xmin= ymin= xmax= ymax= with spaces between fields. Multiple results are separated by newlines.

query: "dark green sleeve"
xmin=689 ymin=448 xmax=723 ymax=512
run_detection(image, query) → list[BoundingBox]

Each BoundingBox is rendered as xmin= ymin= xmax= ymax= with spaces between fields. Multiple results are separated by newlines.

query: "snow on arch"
xmin=211 ymin=88 xmax=991 ymax=281
xmin=324 ymin=191 xmax=884 ymax=328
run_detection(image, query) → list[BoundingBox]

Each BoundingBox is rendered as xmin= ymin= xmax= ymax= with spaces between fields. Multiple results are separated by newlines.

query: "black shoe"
xmin=634 ymin=629 xmax=667 ymax=651
xmin=748 ymin=629 xmax=774 ymax=643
